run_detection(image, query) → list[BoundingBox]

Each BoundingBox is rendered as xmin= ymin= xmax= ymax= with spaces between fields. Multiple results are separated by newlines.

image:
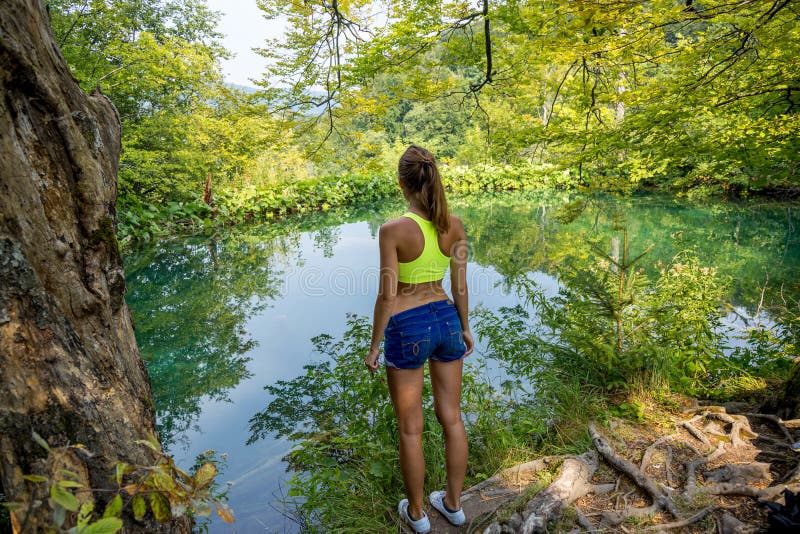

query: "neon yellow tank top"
xmin=397 ymin=212 xmax=450 ymax=283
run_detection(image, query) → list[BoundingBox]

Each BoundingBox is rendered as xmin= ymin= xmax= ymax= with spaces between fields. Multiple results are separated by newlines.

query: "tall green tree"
xmin=258 ymin=0 xmax=799 ymax=194
xmin=49 ymin=1 xmax=279 ymax=203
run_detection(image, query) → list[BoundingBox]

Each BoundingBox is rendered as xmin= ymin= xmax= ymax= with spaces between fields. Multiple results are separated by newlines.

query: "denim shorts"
xmin=384 ymin=299 xmax=467 ymax=369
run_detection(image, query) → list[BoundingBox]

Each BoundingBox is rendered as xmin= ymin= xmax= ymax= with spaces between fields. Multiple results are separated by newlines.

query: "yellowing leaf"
xmin=192 ymin=463 xmax=216 ymax=490
xmin=149 ymin=492 xmax=171 ymax=522
xmin=131 ymin=494 xmax=146 ymax=521
xmin=216 ymin=504 xmax=235 ymax=523
xmin=58 ymin=480 xmax=84 ymax=489
xmin=114 ymin=463 xmax=130 ymax=485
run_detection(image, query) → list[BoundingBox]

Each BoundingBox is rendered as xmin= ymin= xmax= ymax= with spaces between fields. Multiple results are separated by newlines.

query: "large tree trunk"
xmin=0 ymin=1 xmax=187 ymax=531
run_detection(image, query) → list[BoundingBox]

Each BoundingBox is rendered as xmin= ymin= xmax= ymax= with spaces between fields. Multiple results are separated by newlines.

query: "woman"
xmin=364 ymin=145 xmax=474 ymax=533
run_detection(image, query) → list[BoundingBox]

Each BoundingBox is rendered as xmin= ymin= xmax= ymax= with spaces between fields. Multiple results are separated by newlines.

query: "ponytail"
xmin=398 ymin=145 xmax=450 ymax=234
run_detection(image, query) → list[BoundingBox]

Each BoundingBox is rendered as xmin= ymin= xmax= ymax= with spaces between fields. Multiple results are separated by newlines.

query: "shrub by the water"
xmin=247 ymin=315 xmax=539 ymax=531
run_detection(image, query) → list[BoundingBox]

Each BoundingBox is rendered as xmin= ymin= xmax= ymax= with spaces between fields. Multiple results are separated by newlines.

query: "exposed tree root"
xmin=470 ymin=456 xmax=559 ymax=494
xmin=640 ymin=433 xmax=678 ymax=472
xmin=705 ymin=482 xmax=800 ymax=500
xmin=481 ymin=452 xmax=597 ymax=534
xmin=589 ymin=423 xmax=681 ymax=519
xmin=473 ymin=405 xmax=798 ymax=534
xmin=781 ymin=462 xmax=800 ymax=484
xmin=643 ymin=505 xmax=727 ymax=531
xmin=743 ymin=413 xmax=795 ymax=443
xmin=519 ymin=451 xmax=598 ymax=534
xmin=718 ymin=511 xmax=760 ymax=533
xmin=685 ymin=443 xmax=726 ymax=498
xmin=682 ymin=420 xmax=713 ymax=449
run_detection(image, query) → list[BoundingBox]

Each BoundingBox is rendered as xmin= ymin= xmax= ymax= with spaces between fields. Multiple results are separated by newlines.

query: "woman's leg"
xmin=429 ymin=358 xmax=467 ymax=510
xmin=387 ymin=366 xmax=425 ymax=520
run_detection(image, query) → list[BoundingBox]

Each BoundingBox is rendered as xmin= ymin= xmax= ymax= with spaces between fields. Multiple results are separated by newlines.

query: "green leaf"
xmin=61 ymin=469 xmax=81 ymax=480
xmin=131 ymin=494 xmax=147 ymax=521
xmin=31 ymin=431 xmax=51 ymax=452
xmin=368 ymin=461 xmax=389 ymax=479
xmin=23 ymin=474 xmax=49 ymax=483
xmin=77 ymin=502 xmax=94 ymax=528
xmin=51 ymin=483 xmax=79 ymax=512
xmin=149 ymin=492 xmax=171 ymax=522
xmin=58 ymin=480 xmax=85 ymax=489
xmin=80 ymin=517 xmax=123 ymax=534
xmin=192 ymin=462 xmax=216 ymax=490
xmin=53 ymin=504 xmax=67 ymax=527
xmin=102 ymin=494 xmax=123 ymax=519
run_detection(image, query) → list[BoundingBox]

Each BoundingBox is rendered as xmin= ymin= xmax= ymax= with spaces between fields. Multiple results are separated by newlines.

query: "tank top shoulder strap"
xmin=402 ymin=211 xmax=432 ymax=229
xmin=402 ymin=212 xmax=436 ymax=243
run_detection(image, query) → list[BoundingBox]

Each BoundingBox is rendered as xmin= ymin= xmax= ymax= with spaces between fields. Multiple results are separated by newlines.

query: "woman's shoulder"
xmin=379 ymin=216 xmax=414 ymax=238
xmin=448 ymin=214 xmax=465 ymax=237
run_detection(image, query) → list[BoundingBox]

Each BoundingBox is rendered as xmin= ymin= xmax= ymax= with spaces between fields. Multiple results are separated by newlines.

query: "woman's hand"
xmin=364 ymin=347 xmax=380 ymax=373
xmin=462 ymin=330 xmax=475 ymax=357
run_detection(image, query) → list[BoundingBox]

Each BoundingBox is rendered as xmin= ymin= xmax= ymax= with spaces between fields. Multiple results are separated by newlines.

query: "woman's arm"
xmin=450 ymin=217 xmax=474 ymax=356
xmin=365 ymin=223 xmax=398 ymax=372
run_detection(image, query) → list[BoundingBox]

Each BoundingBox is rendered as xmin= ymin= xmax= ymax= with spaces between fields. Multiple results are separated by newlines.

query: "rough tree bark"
xmin=0 ymin=1 xmax=187 ymax=531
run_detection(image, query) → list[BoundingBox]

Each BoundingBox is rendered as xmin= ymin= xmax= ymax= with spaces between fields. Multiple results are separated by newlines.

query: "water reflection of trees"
xmin=124 ymin=237 xmax=282 ymax=448
xmin=456 ymin=194 xmax=800 ymax=310
xmin=123 ymin=202 xmax=402 ymax=448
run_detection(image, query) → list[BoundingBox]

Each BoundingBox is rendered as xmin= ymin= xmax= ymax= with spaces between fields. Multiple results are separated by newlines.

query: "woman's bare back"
xmin=384 ymin=213 xmax=465 ymax=316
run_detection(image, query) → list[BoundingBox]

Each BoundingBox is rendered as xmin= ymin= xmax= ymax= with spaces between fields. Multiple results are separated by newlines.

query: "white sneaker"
xmin=398 ymin=499 xmax=430 ymax=533
xmin=429 ymin=490 xmax=466 ymax=526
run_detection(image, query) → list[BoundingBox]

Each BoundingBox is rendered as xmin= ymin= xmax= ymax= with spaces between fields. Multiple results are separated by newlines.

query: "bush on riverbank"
xmin=116 ymin=163 xmax=571 ymax=245
xmin=247 ymin=315 xmax=547 ymax=531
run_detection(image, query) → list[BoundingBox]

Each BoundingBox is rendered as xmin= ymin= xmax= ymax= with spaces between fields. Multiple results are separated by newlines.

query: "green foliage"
xmin=48 ymin=1 xmax=284 ymax=206
xmin=477 ymin=226 xmax=732 ymax=400
xmin=116 ymin=173 xmax=398 ymax=245
xmin=259 ymin=0 xmax=800 ymax=196
xmin=248 ymin=315 xmax=538 ymax=531
xmin=2 ymin=431 xmax=231 ymax=531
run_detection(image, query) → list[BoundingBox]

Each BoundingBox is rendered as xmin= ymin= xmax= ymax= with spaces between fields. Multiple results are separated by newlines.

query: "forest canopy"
xmin=48 ymin=0 xmax=800 ymax=212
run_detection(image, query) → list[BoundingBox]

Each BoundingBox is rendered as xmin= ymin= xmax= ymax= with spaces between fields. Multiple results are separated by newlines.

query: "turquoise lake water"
xmin=123 ymin=192 xmax=799 ymax=532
